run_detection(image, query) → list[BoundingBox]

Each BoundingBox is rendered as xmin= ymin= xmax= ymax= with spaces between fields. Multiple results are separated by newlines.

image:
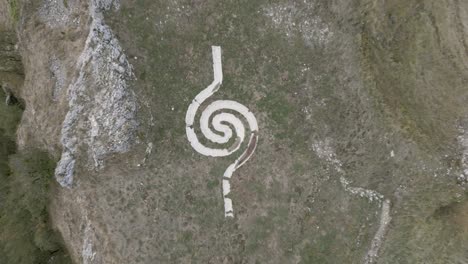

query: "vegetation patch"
xmin=7 ymin=0 xmax=19 ymax=24
xmin=0 ymin=90 xmax=71 ymax=263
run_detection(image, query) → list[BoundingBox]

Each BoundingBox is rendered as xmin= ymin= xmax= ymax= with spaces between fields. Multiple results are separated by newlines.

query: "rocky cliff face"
xmin=1 ymin=0 xmax=468 ymax=263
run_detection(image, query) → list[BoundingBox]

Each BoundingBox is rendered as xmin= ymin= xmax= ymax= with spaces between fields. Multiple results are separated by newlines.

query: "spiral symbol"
xmin=185 ymin=46 xmax=259 ymax=218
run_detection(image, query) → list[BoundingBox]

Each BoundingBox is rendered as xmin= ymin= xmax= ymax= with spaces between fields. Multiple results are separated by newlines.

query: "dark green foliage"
xmin=0 ymin=149 xmax=71 ymax=264
xmin=0 ymin=92 xmax=72 ymax=263
xmin=0 ymin=89 xmax=22 ymax=140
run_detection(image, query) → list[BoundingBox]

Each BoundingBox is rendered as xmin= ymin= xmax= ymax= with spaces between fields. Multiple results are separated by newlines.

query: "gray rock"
xmin=55 ymin=0 xmax=137 ymax=187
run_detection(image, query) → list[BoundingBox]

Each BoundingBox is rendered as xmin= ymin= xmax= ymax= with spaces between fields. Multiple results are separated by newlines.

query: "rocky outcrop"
xmin=10 ymin=1 xmax=139 ymax=262
xmin=54 ymin=0 xmax=138 ymax=187
xmin=5 ymin=0 xmax=137 ymax=188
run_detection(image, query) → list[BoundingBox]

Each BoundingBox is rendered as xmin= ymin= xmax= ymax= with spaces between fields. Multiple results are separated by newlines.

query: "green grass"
xmin=299 ymin=234 xmax=335 ymax=264
xmin=7 ymin=0 xmax=19 ymax=24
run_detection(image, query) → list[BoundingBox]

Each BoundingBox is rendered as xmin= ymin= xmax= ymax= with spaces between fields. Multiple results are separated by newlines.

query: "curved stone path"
xmin=185 ymin=46 xmax=259 ymax=217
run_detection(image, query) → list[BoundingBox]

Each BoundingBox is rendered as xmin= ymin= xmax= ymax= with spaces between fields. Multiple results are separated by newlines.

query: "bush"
xmin=0 ymin=88 xmax=22 ymax=139
xmin=0 ymin=91 xmax=72 ymax=263
xmin=0 ymin=148 xmax=72 ymax=264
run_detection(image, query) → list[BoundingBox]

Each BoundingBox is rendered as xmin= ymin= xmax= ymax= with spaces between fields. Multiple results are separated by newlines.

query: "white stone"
xmin=185 ymin=46 xmax=259 ymax=217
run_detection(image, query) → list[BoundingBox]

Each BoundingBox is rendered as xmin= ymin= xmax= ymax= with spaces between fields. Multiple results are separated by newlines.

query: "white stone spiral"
xmin=185 ymin=46 xmax=259 ymax=217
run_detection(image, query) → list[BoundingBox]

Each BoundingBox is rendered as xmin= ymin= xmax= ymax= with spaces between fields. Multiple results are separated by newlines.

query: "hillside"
xmin=1 ymin=0 xmax=467 ymax=263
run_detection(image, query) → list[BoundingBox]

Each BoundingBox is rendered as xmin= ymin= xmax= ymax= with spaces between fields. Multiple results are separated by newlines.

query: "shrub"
xmin=0 ymin=148 xmax=72 ymax=264
xmin=0 ymin=88 xmax=22 ymax=140
xmin=0 ymin=90 xmax=72 ymax=263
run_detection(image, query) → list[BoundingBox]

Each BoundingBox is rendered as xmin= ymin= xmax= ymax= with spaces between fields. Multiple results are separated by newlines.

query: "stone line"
xmin=364 ymin=199 xmax=392 ymax=264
